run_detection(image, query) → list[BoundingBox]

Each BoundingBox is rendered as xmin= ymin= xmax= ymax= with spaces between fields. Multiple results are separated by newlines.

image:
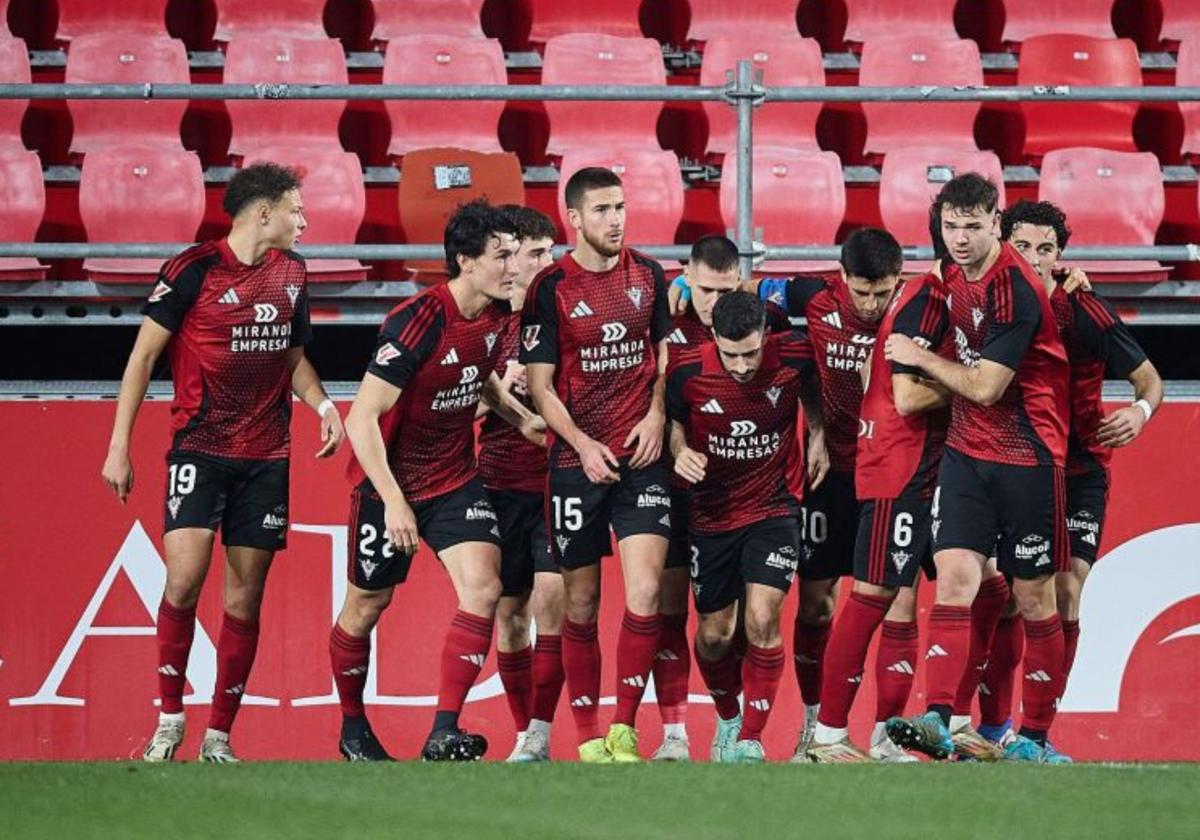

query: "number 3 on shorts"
xmin=552 ymin=496 xmax=583 ymax=532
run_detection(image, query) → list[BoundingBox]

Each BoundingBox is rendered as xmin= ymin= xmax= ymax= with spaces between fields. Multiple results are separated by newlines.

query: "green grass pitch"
xmin=2 ymin=762 xmax=1196 ymax=839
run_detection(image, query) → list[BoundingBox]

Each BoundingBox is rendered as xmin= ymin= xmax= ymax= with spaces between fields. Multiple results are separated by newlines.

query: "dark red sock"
xmin=329 ymin=623 xmax=370 ymax=719
xmin=816 ymin=592 xmax=890 ymax=729
xmin=979 ymin=615 xmax=1024 ymax=727
xmin=1061 ymin=619 xmax=1081 ymax=685
xmin=613 ymin=610 xmax=662 ymax=726
xmin=653 ymin=613 xmax=690 ymax=725
xmin=498 ymin=645 xmax=534 ymax=732
xmin=530 ymin=633 xmax=564 ymax=723
xmin=208 ymin=612 xmax=260 ymax=733
xmin=437 ymin=610 xmax=494 ymax=718
xmin=1019 ymin=614 xmax=1065 ymax=733
xmin=875 ymin=619 xmax=919 ymax=721
xmin=793 ymin=618 xmax=831 ymax=706
xmin=562 ymin=618 xmax=601 ymax=743
xmin=694 ymin=641 xmax=742 ymax=721
xmin=740 ymin=643 xmax=785 ymax=742
xmin=924 ymin=604 xmax=972 ymax=710
xmin=953 ymin=575 xmax=1010 ymax=715
xmin=156 ymin=599 xmax=196 ymax=714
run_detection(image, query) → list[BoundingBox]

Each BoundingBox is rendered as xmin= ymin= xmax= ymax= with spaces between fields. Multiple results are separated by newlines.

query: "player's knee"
xmin=1054 ymin=572 xmax=1081 ymax=620
xmin=163 ymin=579 xmax=203 ymax=610
xmin=695 ymin=620 xmax=733 ymax=660
xmin=1012 ymin=576 xmax=1056 ymax=620
xmin=496 ymin=604 xmax=531 ymax=649
xmin=623 ymin=575 xmax=661 ymax=616
xmin=798 ymin=592 xmax=835 ymax=624
xmin=934 ymin=566 xmax=978 ymax=606
xmin=341 ymin=588 xmax=392 ymax=633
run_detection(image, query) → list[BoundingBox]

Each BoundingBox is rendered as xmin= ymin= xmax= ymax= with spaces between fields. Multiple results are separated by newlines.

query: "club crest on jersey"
xmin=148 ymin=282 xmax=172 ymax=303
xmin=285 ymin=284 xmax=300 ymax=305
xmin=972 ymin=307 xmax=984 ymax=329
xmin=167 ymin=495 xmax=182 ymax=519
xmin=359 ymin=557 xmax=378 ymax=581
xmin=485 ymin=332 xmax=498 ymax=354
xmin=522 ymin=325 xmax=541 ymax=351
xmin=891 ymin=550 xmax=912 ymax=572
xmin=627 ymin=287 xmax=643 ymax=309
xmin=764 ymin=386 xmax=782 ymax=407
xmin=376 ymin=342 xmax=402 ymax=367
xmin=555 ymin=534 xmax=571 ymax=553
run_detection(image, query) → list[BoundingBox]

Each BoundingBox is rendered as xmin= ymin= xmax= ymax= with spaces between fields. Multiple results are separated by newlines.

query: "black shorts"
xmin=933 ymin=448 xmax=1069 ymax=580
xmin=547 ymin=459 xmax=672 ymax=570
xmin=1065 ymin=469 xmax=1109 ymax=566
xmin=689 ymin=516 xmax=800 ymax=615
xmin=163 ymin=450 xmax=289 ymax=551
xmin=347 ymin=478 xmax=501 ymax=590
xmin=667 ymin=486 xmax=691 ymax=570
xmin=853 ymin=496 xmax=935 ymax=588
xmin=798 ymin=469 xmax=858 ymax=580
xmin=490 ymin=487 xmax=556 ymax=597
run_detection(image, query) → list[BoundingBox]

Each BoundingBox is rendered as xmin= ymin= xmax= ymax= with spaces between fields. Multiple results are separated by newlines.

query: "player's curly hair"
xmin=931 ymin=171 xmax=1000 ymax=218
xmin=499 ymin=205 xmax=557 ymax=243
xmin=444 ymin=199 xmax=518 ymax=278
xmin=1001 ymin=199 xmax=1072 ymax=249
xmin=840 ymin=226 xmax=903 ymax=281
xmin=712 ymin=290 xmax=766 ymax=341
xmin=222 ymin=162 xmax=303 ymax=217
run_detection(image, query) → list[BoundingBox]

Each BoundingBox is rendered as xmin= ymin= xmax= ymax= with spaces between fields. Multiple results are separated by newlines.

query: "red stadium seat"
xmin=528 ymin=0 xmax=643 ymax=42
xmin=213 ymin=0 xmax=327 ymax=42
xmin=370 ymin=0 xmax=484 ymax=41
xmin=79 ymin=147 xmax=205 ymax=282
xmin=859 ymin=36 xmax=983 ymax=157
xmin=557 ymin=147 xmax=685 ymax=252
xmin=55 ymin=0 xmax=167 ymax=41
xmin=65 ymin=33 xmax=189 ymax=156
xmin=1038 ymin=147 xmax=1166 ymax=279
xmin=1001 ymin=0 xmax=1115 ymax=43
xmin=700 ymin=35 xmax=824 ymax=154
xmin=1161 ymin=0 xmax=1200 ymax=43
xmin=0 ymin=35 xmax=30 ymax=145
xmin=843 ymin=0 xmax=958 ymax=45
xmin=224 ymin=37 xmax=347 ymax=159
xmin=1016 ymin=35 xmax=1140 ymax=158
xmin=878 ymin=147 xmax=1005 ymax=254
xmin=0 ymin=149 xmax=47 ymax=281
xmin=398 ymin=147 xmax=524 ymax=279
xmin=1179 ymin=36 xmax=1200 ymax=158
xmin=383 ymin=35 xmax=506 ymax=157
xmin=719 ymin=147 xmax=845 ymax=274
xmin=542 ymin=33 xmax=665 ymax=156
xmin=243 ymin=148 xmax=368 ymax=282
xmin=686 ymin=0 xmax=799 ymax=42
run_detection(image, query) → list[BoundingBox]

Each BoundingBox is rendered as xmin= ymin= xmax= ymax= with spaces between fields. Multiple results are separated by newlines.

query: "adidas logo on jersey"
xmin=460 ymin=653 xmax=486 ymax=667
xmin=570 ymin=696 xmax=594 ymax=708
xmin=700 ymin=399 xmax=724 ymax=414
xmin=749 ymin=698 xmax=770 ymax=712
xmin=925 ymin=644 xmax=948 ymax=660
xmin=821 ymin=311 xmax=842 ymax=329
xmin=219 ymin=288 xmax=240 ymax=305
xmin=359 ymin=558 xmax=378 ymax=580
xmin=622 ymin=675 xmax=646 ymax=688
xmin=887 ymin=660 xmax=915 ymax=675
xmin=570 ymin=300 xmax=594 ymax=318
xmin=1026 ymin=670 xmax=1052 ymax=683
xmin=441 ymin=348 xmax=460 ymax=365
xmin=666 ymin=328 xmax=688 ymax=344
xmin=158 ymin=664 xmax=180 ymax=677
xmin=261 ymin=512 xmax=286 ymax=530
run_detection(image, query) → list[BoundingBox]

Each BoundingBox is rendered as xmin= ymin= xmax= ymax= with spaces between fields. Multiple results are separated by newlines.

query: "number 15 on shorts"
xmin=552 ymin=496 xmax=583 ymax=531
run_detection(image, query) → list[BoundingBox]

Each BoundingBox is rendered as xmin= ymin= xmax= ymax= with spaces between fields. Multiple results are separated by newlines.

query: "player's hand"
xmin=509 ymin=362 xmax=529 ymax=398
xmin=806 ymin=433 xmax=830 ymax=490
xmin=1095 ymin=405 xmax=1147 ymax=448
xmin=625 ymin=409 xmax=665 ymax=469
xmin=316 ymin=403 xmax=345 ymax=458
xmin=576 ymin=435 xmax=621 ymax=484
xmin=101 ymin=447 xmax=134 ymax=503
xmin=884 ymin=334 xmax=923 ymax=367
xmin=1062 ymin=267 xmax=1092 ymax=293
xmin=673 ymin=446 xmax=707 ymax=484
xmin=384 ymin=497 xmax=420 ymax=556
xmin=520 ymin=413 xmax=547 ymax=448
xmin=668 ymin=276 xmax=691 ymax=316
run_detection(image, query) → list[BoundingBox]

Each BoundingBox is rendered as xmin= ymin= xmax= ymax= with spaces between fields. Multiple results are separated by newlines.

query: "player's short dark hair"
xmin=712 ymin=290 xmax=766 ymax=341
xmin=840 ymin=226 xmax=903 ymax=281
xmin=690 ymin=234 xmax=739 ymax=273
xmin=500 ymin=204 xmax=557 ymax=242
xmin=444 ymin=199 xmax=517 ymax=279
xmin=223 ymin=162 xmax=302 ymax=217
xmin=1001 ymin=199 xmax=1072 ymax=249
xmin=564 ymin=166 xmax=623 ymax=210
xmin=931 ymin=171 xmax=1000 ymax=218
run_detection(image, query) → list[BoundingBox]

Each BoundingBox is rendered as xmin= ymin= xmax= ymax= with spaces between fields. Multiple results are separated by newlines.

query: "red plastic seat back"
xmin=224 ymin=37 xmax=348 ymax=158
xmin=0 ymin=148 xmax=46 ymax=279
xmin=371 ymin=0 xmax=484 ymax=40
xmin=383 ymin=35 xmax=506 ymax=157
xmin=0 ymin=35 xmax=30 ymax=144
xmin=542 ymin=33 xmax=666 ymax=156
xmin=844 ymin=0 xmax=957 ymax=44
xmin=860 ymin=36 xmax=983 ymax=156
xmin=56 ymin=0 xmax=167 ymax=41
xmin=1001 ymin=0 xmax=1115 ymax=43
xmin=687 ymin=0 xmax=799 ymax=42
xmin=1017 ymin=35 xmax=1140 ymax=157
xmin=879 ymin=147 xmax=1005 ymax=249
xmin=1179 ymin=36 xmax=1200 ymax=158
xmin=65 ymin=33 xmax=189 ymax=155
xmin=557 ymin=148 xmax=684 ymax=248
xmin=1161 ymin=0 xmax=1200 ymax=43
xmin=700 ymin=35 xmax=824 ymax=153
xmin=213 ymin=0 xmax=327 ymax=41
xmin=529 ymin=0 xmax=643 ymax=42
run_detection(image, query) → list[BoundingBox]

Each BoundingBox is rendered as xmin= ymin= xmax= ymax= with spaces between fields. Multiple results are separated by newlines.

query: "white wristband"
xmin=316 ymin=398 xmax=336 ymax=418
xmin=1133 ymin=399 xmax=1152 ymax=422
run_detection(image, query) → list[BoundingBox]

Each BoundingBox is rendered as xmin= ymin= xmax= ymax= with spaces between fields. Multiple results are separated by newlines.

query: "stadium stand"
xmin=78 ymin=146 xmax=205 ymax=282
xmin=1038 ymin=146 xmax=1166 ymax=280
xmin=859 ymin=35 xmax=983 ymax=157
xmin=719 ymin=146 xmax=845 ymax=273
xmin=64 ymin=33 xmax=189 ymax=156
xmin=0 ymin=33 xmax=29 ymax=145
xmin=55 ymin=0 xmax=168 ymax=42
xmin=1016 ymin=34 xmax=1141 ymax=158
xmin=686 ymin=0 xmax=800 ymax=42
xmin=370 ymin=0 xmax=485 ymax=41
xmin=223 ymin=36 xmax=348 ymax=160
xmin=0 ymin=148 xmax=46 ymax=281
xmin=542 ymin=33 xmax=666 ymax=157
xmin=1000 ymin=0 xmax=1116 ymax=44
xmin=842 ymin=0 xmax=958 ymax=45
xmin=1160 ymin=0 xmax=1200 ymax=45
xmin=1180 ymin=36 xmax=1200 ymax=159
xmin=700 ymin=34 xmax=824 ymax=154
xmin=383 ymin=35 xmax=507 ymax=157
xmin=213 ymin=0 xmax=328 ymax=42
xmin=528 ymin=0 xmax=643 ymax=43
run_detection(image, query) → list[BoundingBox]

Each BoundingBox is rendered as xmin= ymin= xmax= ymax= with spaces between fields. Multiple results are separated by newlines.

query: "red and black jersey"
xmin=942 ymin=243 xmax=1070 ymax=467
xmin=142 ymin=239 xmax=311 ymax=461
xmin=666 ymin=333 xmax=815 ymax=534
xmin=857 ymin=273 xmax=952 ymax=501
xmin=477 ymin=322 xmax=545 ymax=494
xmin=520 ymin=249 xmax=672 ymax=469
xmin=347 ymin=283 xmax=513 ymax=502
xmin=1049 ymin=284 xmax=1148 ymax=476
xmin=758 ymin=275 xmax=877 ymax=472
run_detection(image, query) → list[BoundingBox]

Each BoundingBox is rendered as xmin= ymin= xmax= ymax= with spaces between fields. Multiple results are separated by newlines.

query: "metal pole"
xmin=734 ymin=59 xmax=756 ymax=281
